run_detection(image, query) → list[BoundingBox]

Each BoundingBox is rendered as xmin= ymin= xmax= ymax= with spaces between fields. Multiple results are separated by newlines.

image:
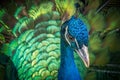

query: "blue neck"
xmin=58 ymin=39 xmax=81 ymax=80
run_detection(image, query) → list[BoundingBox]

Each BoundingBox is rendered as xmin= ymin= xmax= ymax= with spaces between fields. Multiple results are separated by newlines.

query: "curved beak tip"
xmin=84 ymin=58 xmax=90 ymax=68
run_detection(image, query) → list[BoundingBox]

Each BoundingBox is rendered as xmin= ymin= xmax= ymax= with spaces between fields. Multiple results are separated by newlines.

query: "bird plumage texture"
xmin=0 ymin=0 xmax=120 ymax=80
xmin=68 ymin=16 xmax=88 ymax=47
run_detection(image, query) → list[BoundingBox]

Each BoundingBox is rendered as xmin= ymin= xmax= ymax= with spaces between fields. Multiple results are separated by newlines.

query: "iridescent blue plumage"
xmin=58 ymin=16 xmax=89 ymax=80
xmin=68 ymin=16 xmax=88 ymax=48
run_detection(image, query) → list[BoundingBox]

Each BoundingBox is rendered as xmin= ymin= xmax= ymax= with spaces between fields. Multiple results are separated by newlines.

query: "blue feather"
xmin=68 ymin=16 xmax=89 ymax=47
xmin=58 ymin=38 xmax=81 ymax=80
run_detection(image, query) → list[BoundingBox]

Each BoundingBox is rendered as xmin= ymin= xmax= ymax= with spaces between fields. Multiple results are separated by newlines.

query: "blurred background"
xmin=0 ymin=0 xmax=120 ymax=80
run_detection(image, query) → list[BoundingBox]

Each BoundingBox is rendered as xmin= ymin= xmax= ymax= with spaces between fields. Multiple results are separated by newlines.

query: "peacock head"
xmin=61 ymin=16 xmax=90 ymax=67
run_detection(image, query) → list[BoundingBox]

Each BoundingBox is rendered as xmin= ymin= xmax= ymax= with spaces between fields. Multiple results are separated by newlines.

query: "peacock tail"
xmin=0 ymin=0 xmax=120 ymax=80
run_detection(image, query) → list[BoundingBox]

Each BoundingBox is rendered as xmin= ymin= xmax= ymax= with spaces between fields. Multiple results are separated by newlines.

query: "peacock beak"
xmin=75 ymin=39 xmax=90 ymax=67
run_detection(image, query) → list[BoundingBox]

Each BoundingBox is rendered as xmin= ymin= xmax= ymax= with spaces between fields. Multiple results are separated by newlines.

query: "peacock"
xmin=0 ymin=0 xmax=120 ymax=80
xmin=58 ymin=15 xmax=89 ymax=80
xmin=58 ymin=3 xmax=90 ymax=79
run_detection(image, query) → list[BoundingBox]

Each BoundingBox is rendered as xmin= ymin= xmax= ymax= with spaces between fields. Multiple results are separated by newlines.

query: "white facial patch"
xmin=65 ymin=26 xmax=71 ymax=46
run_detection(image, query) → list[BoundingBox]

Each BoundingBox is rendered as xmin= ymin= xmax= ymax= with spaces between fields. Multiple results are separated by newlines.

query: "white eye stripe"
xmin=65 ymin=26 xmax=71 ymax=46
xmin=75 ymin=38 xmax=80 ymax=49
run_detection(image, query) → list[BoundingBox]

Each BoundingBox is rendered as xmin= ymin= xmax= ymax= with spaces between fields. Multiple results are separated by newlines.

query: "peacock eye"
xmin=67 ymin=34 xmax=75 ymax=41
